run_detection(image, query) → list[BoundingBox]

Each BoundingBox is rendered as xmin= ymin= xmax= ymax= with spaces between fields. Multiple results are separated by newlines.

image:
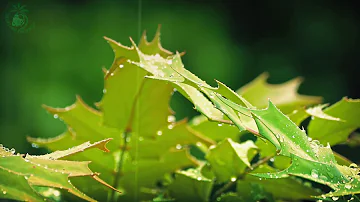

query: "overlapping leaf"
xmin=216 ymin=97 xmax=360 ymax=198
xmin=28 ymin=26 xmax=212 ymax=201
xmin=236 ymin=73 xmax=322 ymax=114
xmin=236 ymin=164 xmax=321 ymax=200
xmin=308 ymin=98 xmax=360 ymax=146
xmin=168 ymin=167 xmax=213 ymax=202
xmin=22 ymin=26 xmax=360 ymax=202
xmin=0 ymin=139 xmax=118 ymax=202
xmin=206 ymin=139 xmax=257 ymax=183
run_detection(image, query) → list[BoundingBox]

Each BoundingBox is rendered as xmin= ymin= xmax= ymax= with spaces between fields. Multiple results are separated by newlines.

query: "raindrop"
xmin=156 ymin=131 xmax=162 ymax=136
xmin=168 ymin=124 xmax=174 ymax=130
xmin=311 ymin=169 xmax=319 ymax=179
xmin=332 ymin=196 xmax=339 ymax=201
xmin=175 ymin=144 xmax=182 ymax=150
xmin=10 ymin=148 xmax=15 ymax=154
xmin=53 ymin=114 xmax=59 ymax=119
xmin=320 ymin=175 xmax=328 ymax=181
xmin=308 ymin=137 xmax=313 ymax=141
xmin=270 ymin=158 xmax=275 ymax=162
xmin=292 ymin=135 xmax=295 ymax=138
xmin=259 ymin=178 xmax=262 ymax=180
xmin=230 ymin=177 xmax=237 ymax=182
xmin=103 ymin=89 xmax=107 ymax=94
xmin=167 ymin=115 xmax=176 ymax=123
xmin=345 ymin=184 xmax=352 ymax=189
xmin=119 ymin=64 xmax=124 ymax=68
xmin=197 ymin=177 xmax=202 ymax=180
xmin=167 ymin=60 xmax=172 ymax=65
xmin=110 ymin=73 xmax=114 ymax=77
xmin=218 ymin=123 xmax=223 ymax=127
xmin=138 ymin=136 xmax=144 ymax=141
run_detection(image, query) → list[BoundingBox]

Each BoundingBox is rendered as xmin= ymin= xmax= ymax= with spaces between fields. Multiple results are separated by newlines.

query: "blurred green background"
xmin=0 ymin=0 xmax=359 ymax=160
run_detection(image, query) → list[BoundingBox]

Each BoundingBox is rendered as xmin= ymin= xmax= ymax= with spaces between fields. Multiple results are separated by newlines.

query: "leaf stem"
xmin=109 ymin=130 xmax=130 ymax=202
xmin=211 ymin=155 xmax=274 ymax=201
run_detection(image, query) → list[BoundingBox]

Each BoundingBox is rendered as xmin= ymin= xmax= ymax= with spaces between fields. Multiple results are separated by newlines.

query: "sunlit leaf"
xmin=236 ymin=72 xmax=322 ymax=114
xmin=0 ymin=140 xmax=119 ymax=202
xmin=308 ymin=98 xmax=360 ymax=146
xmin=206 ymin=139 xmax=257 ymax=183
xmin=28 ymin=27 xmax=211 ymax=201
xmin=168 ymin=167 xmax=213 ymax=202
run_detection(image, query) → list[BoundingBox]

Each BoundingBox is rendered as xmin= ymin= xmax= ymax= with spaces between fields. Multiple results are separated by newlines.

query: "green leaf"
xmin=206 ymin=139 xmax=257 ymax=183
xmin=237 ymin=164 xmax=321 ymax=200
xmin=168 ymin=167 xmax=213 ymax=202
xmin=0 ymin=140 xmax=118 ymax=202
xmin=287 ymin=107 xmax=309 ymax=126
xmin=189 ymin=115 xmax=241 ymax=142
xmin=236 ymin=182 xmax=275 ymax=202
xmin=308 ymin=98 xmax=360 ymax=146
xmin=28 ymin=27 xmax=211 ymax=201
xmin=236 ymin=72 xmax=322 ymax=114
xmin=215 ymin=192 xmax=244 ymax=202
xmin=215 ymin=95 xmax=360 ymax=197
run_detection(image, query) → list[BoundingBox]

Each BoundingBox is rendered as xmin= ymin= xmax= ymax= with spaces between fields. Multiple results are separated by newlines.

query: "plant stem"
xmin=109 ymin=131 xmax=130 ymax=202
xmin=211 ymin=155 xmax=274 ymax=201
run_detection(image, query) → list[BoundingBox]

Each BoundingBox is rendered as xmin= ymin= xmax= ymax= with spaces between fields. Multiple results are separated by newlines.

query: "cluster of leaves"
xmin=1 ymin=26 xmax=360 ymax=202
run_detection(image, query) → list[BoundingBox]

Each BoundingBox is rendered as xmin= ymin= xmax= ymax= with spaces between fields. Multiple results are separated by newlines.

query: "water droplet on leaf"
xmin=311 ymin=169 xmax=319 ymax=179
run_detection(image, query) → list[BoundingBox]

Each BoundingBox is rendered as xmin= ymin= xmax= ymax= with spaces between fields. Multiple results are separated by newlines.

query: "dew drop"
xmin=119 ymin=64 xmax=124 ymax=68
xmin=270 ymin=158 xmax=274 ymax=162
xmin=110 ymin=73 xmax=114 ymax=76
xmin=230 ymin=177 xmax=237 ymax=182
xmin=10 ymin=148 xmax=15 ymax=154
xmin=311 ymin=169 xmax=319 ymax=179
xmin=345 ymin=184 xmax=352 ymax=189
xmin=332 ymin=196 xmax=339 ymax=201
xmin=53 ymin=114 xmax=59 ymax=119
xmin=259 ymin=178 xmax=262 ymax=180
xmin=217 ymin=123 xmax=223 ymax=127
xmin=103 ymin=89 xmax=107 ymax=94
xmin=168 ymin=124 xmax=174 ymax=130
xmin=308 ymin=137 xmax=313 ymax=141
xmin=175 ymin=144 xmax=182 ymax=150
xmin=167 ymin=115 xmax=176 ymax=123
xmin=138 ymin=136 xmax=144 ymax=141
xmin=197 ymin=177 xmax=202 ymax=180
xmin=167 ymin=60 xmax=172 ymax=65
xmin=156 ymin=130 xmax=162 ymax=136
